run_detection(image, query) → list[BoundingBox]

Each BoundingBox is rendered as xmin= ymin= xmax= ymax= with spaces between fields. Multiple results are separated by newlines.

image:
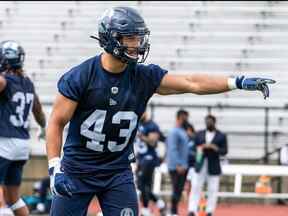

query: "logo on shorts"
xmin=128 ymin=152 xmax=135 ymax=161
xmin=120 ymin=208 xmax=134 ymax=216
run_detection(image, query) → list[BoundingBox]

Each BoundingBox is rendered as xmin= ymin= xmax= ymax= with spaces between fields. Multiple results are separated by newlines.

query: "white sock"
xmin=141 ymin=207 xmax=151 ymax=216
xmin=156 ymin=199 xmax=165 ymax=209
xmin=36 ymin=203 xmax=45 ymax=212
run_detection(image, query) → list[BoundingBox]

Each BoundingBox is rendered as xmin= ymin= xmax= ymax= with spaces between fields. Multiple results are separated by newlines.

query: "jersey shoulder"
xmin=63 ymin=55 xmax=99 ymax=79
xmin=134 ymin=63 xmax=168 ymax=98
xmin=136 ymin=63 xmax=168 ymax=81
xmin=3 ymin=74 xmax=35 ymax=95
xmin=23 ymin=74 xmax=35 ymax=90
xmin=57 ymin=55 xmax=100 ymax=101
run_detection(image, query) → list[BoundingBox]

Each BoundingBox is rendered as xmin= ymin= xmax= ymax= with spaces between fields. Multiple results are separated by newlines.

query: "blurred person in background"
xmin=188 ymin=114 xmax=228 ymax=216
xmin=166 ymin=109 xmax=190 ymax=216
xmin=0 ymin=40 xmax=46 ymax=216
xmin=280 ymin=143 xmax=288 ymax=165
xmin=45 ymin=6 xmax=275 ymax=216
xmin=135 ymin=111 xmax=166 ymax=216
xmin=30 ymin=176 xmax=51 ymax=214
xmin=183 ymin=122 xmax=197 ymax=199
xmin=22 ymin=176 xmax=51 ymax=214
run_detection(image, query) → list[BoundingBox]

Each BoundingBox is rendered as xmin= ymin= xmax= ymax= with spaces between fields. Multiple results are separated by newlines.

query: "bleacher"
xmin=1 ymin=1 xmax=288 ymax=160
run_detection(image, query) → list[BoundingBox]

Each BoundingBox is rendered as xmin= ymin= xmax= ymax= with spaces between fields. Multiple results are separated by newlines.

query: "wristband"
xmin=227 ymin=77 xmax=237 ymax=90
xmin=48 ymin=157 xmax=60 ymax=169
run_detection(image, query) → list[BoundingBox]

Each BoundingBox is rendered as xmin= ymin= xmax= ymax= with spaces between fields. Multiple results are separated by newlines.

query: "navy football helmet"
xmin=0 ymin=40 xmax=25 ymax=72
xmin=91 ymin=7 xmax=150 ymax=64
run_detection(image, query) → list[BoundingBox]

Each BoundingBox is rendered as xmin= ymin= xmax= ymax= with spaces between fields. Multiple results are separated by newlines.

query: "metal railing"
xmin=148 ymin=102 xmax=288 ymax=164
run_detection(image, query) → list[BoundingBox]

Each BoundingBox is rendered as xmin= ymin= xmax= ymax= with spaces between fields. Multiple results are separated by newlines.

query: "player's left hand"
xmin=236 ymin=76 xmax=276 ymax=99
xmin=48 ymin=157 xmax=76 ymax=198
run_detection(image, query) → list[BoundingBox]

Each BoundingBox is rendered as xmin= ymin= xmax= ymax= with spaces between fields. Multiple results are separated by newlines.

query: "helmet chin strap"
xmin=124 ymin=52 xmax=138 ymax=61
xmin=90 ymin=35 xmax=101 ymax=41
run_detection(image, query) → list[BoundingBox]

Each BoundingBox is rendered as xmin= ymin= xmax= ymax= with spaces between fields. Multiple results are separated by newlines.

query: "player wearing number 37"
xmin=0 ymin=40 xmax=46 ymax=216
xmin=46 ymin=6 xmax=276 ymax=216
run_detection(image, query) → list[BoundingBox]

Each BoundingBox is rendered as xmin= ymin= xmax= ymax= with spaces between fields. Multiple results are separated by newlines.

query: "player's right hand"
xmin=48 ymin=157 xmax=75 ymax=198
xmin=235 ymin=76 xmax=276 ymax=99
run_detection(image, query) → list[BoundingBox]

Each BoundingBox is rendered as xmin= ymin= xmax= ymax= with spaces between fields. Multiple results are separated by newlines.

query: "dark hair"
xmin=176 ymin=109 xmax=189 ymax=119
xmin=183 ymin=121 xmax=194 ymax=132
xmin=205 ymin=114 xmax=216 ymax=123
xmin=5 ymin=67 xmax=24 ymax=78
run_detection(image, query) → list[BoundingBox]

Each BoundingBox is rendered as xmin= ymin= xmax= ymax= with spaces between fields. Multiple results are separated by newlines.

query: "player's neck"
xmin=101 ymin=53 xmax=127 ymax=74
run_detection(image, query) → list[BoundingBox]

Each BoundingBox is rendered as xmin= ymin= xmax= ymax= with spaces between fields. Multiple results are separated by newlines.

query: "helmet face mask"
xmin=96 ymin=7 xmax=150 ymax=64
xmin=0 ymin=40 xmax=25 ymax=71
xmin=120 ymin=33 xmax=150 ymax=63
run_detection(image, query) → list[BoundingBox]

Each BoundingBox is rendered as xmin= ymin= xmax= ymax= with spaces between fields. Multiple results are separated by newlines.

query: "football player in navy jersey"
xmin=0 ymin=40 xmax=46 ymax=216
xmin=135 ymin=112 xmax=165 ymax=216
xmin=46 ymin=6 xmax=276 ymax=216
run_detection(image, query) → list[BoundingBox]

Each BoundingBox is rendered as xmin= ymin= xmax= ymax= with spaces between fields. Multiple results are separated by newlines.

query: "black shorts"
xmin=0 ymin=156 xmax=26 ymax=186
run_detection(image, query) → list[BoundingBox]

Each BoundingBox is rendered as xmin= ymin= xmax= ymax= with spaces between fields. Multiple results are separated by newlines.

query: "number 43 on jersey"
xmin=80 ymin=109 xmax=138 ymax=152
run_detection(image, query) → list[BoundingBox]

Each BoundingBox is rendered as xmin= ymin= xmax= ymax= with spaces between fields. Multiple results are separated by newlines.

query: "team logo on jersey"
xmin=111 ymin=86 xmax=119 ymax=94
xmin=120 ymin=208 xmax=134 ymax=216
xmin=109 ymin=98 xmax=117 ymax=106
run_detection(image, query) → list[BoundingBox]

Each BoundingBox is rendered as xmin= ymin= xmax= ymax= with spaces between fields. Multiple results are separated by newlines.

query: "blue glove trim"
xmin=235 ymin=76 xmax=245 ymax=89
xmin=48 ymin=167 xmax=54 ymax=176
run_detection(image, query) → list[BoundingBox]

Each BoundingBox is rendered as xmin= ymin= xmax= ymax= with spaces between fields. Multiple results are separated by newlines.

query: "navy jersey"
xmin=0 ymin=74 xmax=35 ymax=139
xmin=139 ymin=120 xmax=160 ymax=136
xmin=136 ymin=120 xmax=161 ymax=167
xmin=58 ymin=54 xmax=167 ymax=177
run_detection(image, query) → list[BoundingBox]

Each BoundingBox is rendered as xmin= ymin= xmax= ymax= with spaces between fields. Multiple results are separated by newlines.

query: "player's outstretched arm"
xmin=156 ymin=74 xmax=276 ymax=99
